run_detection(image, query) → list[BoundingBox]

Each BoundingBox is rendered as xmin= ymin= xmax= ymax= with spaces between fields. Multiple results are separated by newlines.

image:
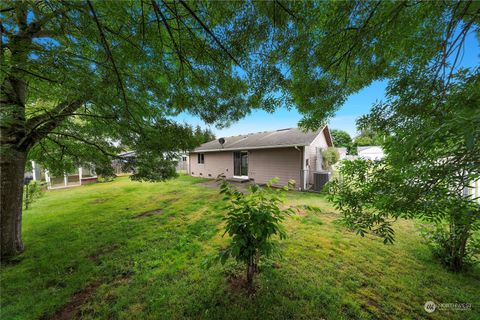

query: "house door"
xmin=233 ymin=151 xmax=248 ymax=178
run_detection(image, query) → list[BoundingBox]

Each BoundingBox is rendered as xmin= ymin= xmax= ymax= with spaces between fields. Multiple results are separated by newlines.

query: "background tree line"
xmin=330 ymin=127 xmax=385 ymax=155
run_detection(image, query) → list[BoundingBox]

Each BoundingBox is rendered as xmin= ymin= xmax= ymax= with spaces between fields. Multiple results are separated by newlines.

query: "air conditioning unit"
xmin=313 ymin=172 xmax=330 ymax=192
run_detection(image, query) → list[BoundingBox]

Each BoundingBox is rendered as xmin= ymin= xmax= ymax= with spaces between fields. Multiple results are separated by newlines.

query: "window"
xmin=197 ymin=153 xmax=205 ymax=164
xmin=182 ymin=156 xmax=187 ymax=162
xmin=306 ymin=159 xmax=309 ymax=166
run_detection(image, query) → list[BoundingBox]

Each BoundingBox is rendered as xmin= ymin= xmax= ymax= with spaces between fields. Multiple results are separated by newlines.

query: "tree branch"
xmin=151 ymin=0 xmax=185 ymax=66
xmin=12 ymin=67 xmax=58 ymax=83
xmin=275 ymin=1 xmax=297 ymax=20
xmin=178 ymin=0 xmax=240 ymax=66
xmin=161 ymin=1 xmax=225 ymax=69
xmin=46 ymin=132 xmax=121 ymax=159
xmin=22 ymin=100 xmax=84 ymax=148
xmin=86 ymin=0 xmax=129 ymax=113
xmin=0 ymin=7 xmax=15 ymax=13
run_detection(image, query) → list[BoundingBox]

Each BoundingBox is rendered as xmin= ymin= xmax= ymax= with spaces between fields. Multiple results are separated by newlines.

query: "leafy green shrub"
xmin=23 ymin=181 xmax=44 ymax=210
xmin=215 ymin=177 xmax=294 ymax=290
xmin=329 ymin=158 xmax=480 ymax=271
xmin=93 ymin=163 xmax=116 ymax=182
xmin=419 ymin=223 xmax=480 ymax=270
xmin=321 ymin=147 xmax=340 ymax=170
xmin=97 ymin=175 xmax=116 ymax=183
xmin=327 ymin=159 xmax=395 ymax=244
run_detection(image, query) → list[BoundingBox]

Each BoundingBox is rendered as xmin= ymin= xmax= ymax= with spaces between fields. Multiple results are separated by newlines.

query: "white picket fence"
xmin=465 ymin=178 xmax=480 ymax=203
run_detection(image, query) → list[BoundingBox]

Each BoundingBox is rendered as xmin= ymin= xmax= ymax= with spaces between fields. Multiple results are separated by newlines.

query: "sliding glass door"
xmin=233 ymin=151 xmax=248 ymax=177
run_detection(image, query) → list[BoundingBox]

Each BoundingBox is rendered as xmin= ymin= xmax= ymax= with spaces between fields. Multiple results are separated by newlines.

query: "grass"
xmin=1 ymin=175 xmax=479 ymax=320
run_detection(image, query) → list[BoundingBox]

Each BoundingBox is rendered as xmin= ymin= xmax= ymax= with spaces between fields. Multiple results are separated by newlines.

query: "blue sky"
xmin=177 ymin=31 xmax=479 ymax=138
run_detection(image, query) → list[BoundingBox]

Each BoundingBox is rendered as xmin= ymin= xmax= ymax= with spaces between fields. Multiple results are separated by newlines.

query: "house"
xmin=112 ymin=151 xmax=136 ymax=175
xmin=27 ymin=161 xmax=98 ymax=189
xmin=188 ymin=127 xmax=334 ymax=190
xmin=176 ymin=153 xmax=189 ymax=172
xmin=357 ymin=146 xmax=385 ymax=160
xmin=111 ymin=151 xmax=189 ymax=174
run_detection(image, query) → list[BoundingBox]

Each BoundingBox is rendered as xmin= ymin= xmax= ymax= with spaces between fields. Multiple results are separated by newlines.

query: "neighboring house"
xmin=111 ymin=151 xmax=189 ymax=174
xmin=112 ymin=151 xmax=136 ymax=175
xmin=176 ymin=153 xmax=189 ymax=171
xmin=188 ymin=127 xmax=334 ymax=190
xmin=336 ymin=147 xmax=348 ymax=160
xmin=26 ymin=161 xmax=97 ymax=189
xmin=357 ymin=146 xmax=385 ymax=160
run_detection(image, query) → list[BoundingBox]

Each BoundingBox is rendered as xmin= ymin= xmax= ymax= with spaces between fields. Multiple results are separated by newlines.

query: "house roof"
xmin=118 ymin=151 xmax=136 ymax=158
xmin=357 ymin=146 xmax=383 ymax=152
xmin=193 ymin=126 xmax=332 ymax=152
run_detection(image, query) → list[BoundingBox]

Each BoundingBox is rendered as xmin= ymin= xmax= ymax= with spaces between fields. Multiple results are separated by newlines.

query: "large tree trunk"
xmin=1 ymin=3 xmax=47 ymax=258
xmin=1 ymin=74 xmax=28 ymax=259
xmin=1 ymin=146 xmax=27 ymax=258
xmin=0 ymin=8 xmax=82 ymax=257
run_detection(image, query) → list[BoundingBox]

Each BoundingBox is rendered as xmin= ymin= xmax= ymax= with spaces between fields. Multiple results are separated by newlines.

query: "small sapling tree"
xmin=321 ymin=147 xmax=340 ymax=170
xmin=215 ymin=176 xmax=294 ymax=291
xmin=23 ymin=178 xmax=43 ymax=210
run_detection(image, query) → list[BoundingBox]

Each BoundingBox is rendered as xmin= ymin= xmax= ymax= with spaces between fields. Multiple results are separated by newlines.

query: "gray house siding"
xmin=189 ymin=152 xmax=234 ymax=179
xmin=305 ymin=130 xmax=330 ymax=186
xmin=189 ymin=147 xmax=302 ymax=186
xmin=248 ymin=147 xmax=302 ymax=186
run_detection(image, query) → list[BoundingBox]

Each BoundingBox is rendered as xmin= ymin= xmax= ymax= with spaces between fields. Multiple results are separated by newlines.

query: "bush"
xmin=419 ymin=222 xmax=480 ymax=270
xmin=92 ymin=163 xmax=116 ymax=182
xmin=97 ymin=175 xmax=116 ymax=183
xmin=328 ymin=158 xmax=480 ymax=272
xmin=23 ymin=180 xmax=44 ymax=210
xmin=327 ymin=159 xmax=395 ymax=244
xmin=321 ymin=147 xmax=340 ymax=170
xmin=214 ymin=176 xmax=294 ymax=291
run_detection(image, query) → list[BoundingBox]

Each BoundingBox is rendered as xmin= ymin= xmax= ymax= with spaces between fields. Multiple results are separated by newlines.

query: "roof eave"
xmin=192 ymin=144 xmax=307 ymax=153
xmin=322 ymin=125 xmax=334 ymax=147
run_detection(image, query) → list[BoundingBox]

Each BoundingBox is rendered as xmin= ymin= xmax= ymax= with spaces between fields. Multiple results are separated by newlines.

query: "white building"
xmin=176 ymin=153 xmax=189 ymax=172
xmin=111 ymin=151 xmax=190 ymax=174
xmin=357 ymin=146 xmax=385 ymax=161
xmin=27 ymin=161 xmax=97 ymax=189
xmin=336 ymin=147 xmax=348 ymax=160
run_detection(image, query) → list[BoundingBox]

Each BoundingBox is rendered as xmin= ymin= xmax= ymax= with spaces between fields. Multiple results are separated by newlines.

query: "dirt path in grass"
xmin=42 ymin=274 xmax=132 ymax=320
xmin=134 ymin=208 xmax=164 ymax=218
xmin=41 ymin=282 xmax=101 ymax=320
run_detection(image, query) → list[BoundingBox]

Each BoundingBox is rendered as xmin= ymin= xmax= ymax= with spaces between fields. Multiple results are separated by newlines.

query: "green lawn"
xmin=1 ymin=175 xmax=479 ymax=319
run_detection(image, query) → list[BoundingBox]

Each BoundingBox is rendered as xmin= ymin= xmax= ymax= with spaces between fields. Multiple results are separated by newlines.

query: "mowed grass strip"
xmin=1 ymin=175 xmax=479 ymax=320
